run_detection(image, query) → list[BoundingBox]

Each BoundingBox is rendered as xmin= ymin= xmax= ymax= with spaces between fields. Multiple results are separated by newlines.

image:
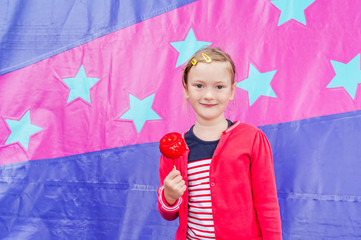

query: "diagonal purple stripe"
xmin=0 ymin=0 xmax=197 ymax=75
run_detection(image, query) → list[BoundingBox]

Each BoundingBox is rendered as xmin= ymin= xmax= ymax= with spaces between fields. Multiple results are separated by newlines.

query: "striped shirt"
xmin=184 ymin=120 xmax=233 ymax=239
xmin=187 ymin=158 xmax=215 ymax=239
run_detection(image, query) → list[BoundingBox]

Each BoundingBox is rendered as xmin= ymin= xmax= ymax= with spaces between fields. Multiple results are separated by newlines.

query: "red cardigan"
xmin=157 ymin=121 xmax=282 ymax=240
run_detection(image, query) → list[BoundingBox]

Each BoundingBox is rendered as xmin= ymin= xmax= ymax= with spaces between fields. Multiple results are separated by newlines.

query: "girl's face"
xmin=184 ymin=61 xmax=236 ymax=123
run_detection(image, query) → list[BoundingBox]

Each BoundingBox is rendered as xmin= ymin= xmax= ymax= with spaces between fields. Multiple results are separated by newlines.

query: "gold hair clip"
xmin=191 ymin=59 xmax=197 ymax=66
xmin=191 ymin=53 xmax=212 ymax=66
xmin=202 ymin=53 xmax=212 ymax=63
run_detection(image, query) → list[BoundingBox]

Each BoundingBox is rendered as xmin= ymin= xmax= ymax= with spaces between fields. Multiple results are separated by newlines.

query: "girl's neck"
xmin=193 ymin=117 xmax=229 ymax=141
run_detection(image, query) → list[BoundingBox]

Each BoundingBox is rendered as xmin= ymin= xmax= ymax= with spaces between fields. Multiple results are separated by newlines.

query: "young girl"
xmin=157 ymin=47 xmax=282 ymax=240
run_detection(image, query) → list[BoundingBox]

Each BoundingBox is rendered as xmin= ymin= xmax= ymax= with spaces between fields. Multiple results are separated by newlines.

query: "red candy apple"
xmin=159 ymin=132 xmax=186 ymax=159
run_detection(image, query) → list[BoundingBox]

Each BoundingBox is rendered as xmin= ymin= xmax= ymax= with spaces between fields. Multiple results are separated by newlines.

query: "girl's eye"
xmin=196 ymin=84 xmax=203 ymax=88
xmin=216 ymin=85 xmax=224 ymax=89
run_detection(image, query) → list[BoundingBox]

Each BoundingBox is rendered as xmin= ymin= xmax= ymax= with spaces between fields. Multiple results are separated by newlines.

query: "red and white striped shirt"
xmin=187 ymin=158 xmax=215 ymax=240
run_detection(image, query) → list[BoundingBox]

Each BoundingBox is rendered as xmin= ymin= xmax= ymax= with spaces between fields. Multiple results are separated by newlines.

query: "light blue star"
xmin=271 ymin=0 xmax=315 ymax=26
xmin=120 ymin=94 xmax=161 ymax=133
xmin=237 ymin=64 xmax=277 ymax=106
xmin=4 ymin=110 xmax=42 ymax=150
xmin=63 ymin=65 xmax=100 ymax=103
xmin=171 ymin=28 xmax=211 ymax=67
xmin=327 ymin=54 xmax=361 ymax=99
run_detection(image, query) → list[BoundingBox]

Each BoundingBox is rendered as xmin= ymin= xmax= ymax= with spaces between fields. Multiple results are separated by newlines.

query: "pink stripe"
xmin=188 ymin=163 xmax=211 ymax=170
xmin=189 ymin=215 xmax=213 ymax=221
xmin=188 ymin=174 xmax=209 ymax=180
xmin=3 ymin=0 xmax=358 ymax=165
xmin=188 ymin=182 xmax=210 ymax=187
xmin=189 ymin=211 xmax=213 ymax=215
xmin=189 ymin=194 xmax=211 ymax=198
xmin=187 ymin=225 xmax=215 ymax=236
xmin=189 ymin=205 xmax=212 ymax=209
xmin=188 ymin=170 xmax=210 ymax=177
xmin=189 ymin=189 xmax=210 ymax=193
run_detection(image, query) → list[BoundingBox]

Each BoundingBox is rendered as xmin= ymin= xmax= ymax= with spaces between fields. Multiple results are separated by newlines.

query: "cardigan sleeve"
xmin=251 ymin=130 xmax=282 ymax=240
xmin=157 ymin=154 xmax=181 ymax=221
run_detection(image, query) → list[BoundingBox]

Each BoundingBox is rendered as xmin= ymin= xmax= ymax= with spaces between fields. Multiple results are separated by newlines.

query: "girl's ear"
xmin=183 ymin=85 xmax=189 ymax=99
xmin=229 ymin=82 xmax=237 ymax=101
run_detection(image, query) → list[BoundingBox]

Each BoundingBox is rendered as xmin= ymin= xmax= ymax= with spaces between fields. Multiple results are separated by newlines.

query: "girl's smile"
xmin=200 ymin=103 xmax=217 ymax=107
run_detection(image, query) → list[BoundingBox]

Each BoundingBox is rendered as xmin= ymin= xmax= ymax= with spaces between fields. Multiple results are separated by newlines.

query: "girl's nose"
xmin=204 ymin=88 xmax=215 ymax=100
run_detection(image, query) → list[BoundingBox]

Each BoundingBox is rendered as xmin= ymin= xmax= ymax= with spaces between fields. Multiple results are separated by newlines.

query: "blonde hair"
xmin=182 ymin=47 xmax=236 ymax=88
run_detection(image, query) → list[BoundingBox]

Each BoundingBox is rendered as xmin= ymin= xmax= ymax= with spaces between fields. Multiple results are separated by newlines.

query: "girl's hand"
xmin=163 ymin=168 xmax=186 ymax=206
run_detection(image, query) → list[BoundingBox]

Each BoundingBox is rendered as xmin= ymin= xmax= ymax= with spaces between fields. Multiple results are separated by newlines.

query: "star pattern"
xmin=170 ymin=28 xmax=211 ymax=67
xmin=119 ymin=94 xmax=161 ymax=133
xmin=2 ymin=1 xmax=361 ymax=166
xmin=271 ymin=0 xmax=315 ymax=26
xmin=327 ymin=54 xmax=361 ymax=100
xmin=62 ymin=65 xmax=100 ymax=103
xmin=4 ymin=110 xmax=42 ymax=150
xmin=237 ymin=64 xmax=277 ymax=106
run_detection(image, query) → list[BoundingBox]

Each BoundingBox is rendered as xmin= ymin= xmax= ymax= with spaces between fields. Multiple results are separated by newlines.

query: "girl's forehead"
xmin=188 ymin=62 xmax=232 ymax=80
xmin=191 ymin=61 xmax=230 ymax=70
